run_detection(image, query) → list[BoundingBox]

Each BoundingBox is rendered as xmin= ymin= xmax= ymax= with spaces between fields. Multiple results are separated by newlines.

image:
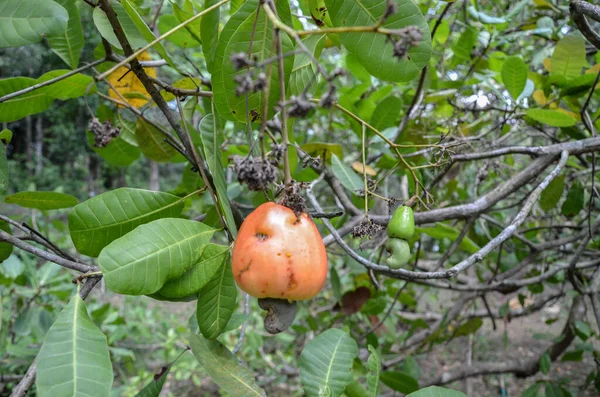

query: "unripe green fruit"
xmin=387 ymin=206 xmax=415 ymax=240
xmin=385 ymin=238 xmax=411 ymax=269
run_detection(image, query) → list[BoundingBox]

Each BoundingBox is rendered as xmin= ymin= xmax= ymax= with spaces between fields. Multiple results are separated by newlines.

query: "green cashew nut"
xmin=387 ymin=205 xmax=415 ymax=240
xmin=385 ymin=238 xmax=411 ymax=269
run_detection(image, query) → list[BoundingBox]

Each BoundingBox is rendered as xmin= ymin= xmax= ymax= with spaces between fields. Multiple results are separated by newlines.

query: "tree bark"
xmin=35 ymin=116 xmax=43 ymax=176
xmin=149 ymin=160 xmax=160 ymax=191
xmin=25 ymin=116 xmax=32 ymax=176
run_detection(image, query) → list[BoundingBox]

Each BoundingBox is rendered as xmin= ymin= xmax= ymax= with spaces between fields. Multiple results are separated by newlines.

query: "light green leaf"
xmin=540 ymin=174 xmax=565 ymax=212
xmin=212 ymin=0 xmax=294 ymax=122
xmin=289 ymin=34 xmax=326 ymax=96
xmin=0 ymin=0 xmax=68 ymax=48
xmin=0 ymin=129 xmax=12 ymax=144
xmin=189 ymin=334 xmax=266 ymax=397
xmin=39 ymin=71 xmax=96 ymax=100
xmin=198 ymin=114 xmax=238 ymax=237
xmin=0 ymin=77 xmax=54 ymax=123
xmin=551 ymin=34 xmax=586 ymax=80
xmin=5 ymin=191 xmax=78 ymax=210
xmin=157 ymin=14 xmax=201 ymax=48
xmin=196 ymin=251 xmax=236 ymax=339
xmin=98 ymin=218 xmax=215 ymax=295
xmin=299 ymin=328 xmax=358 ymax=397
xmin=135 ymin=118 xmax=178 ymax=162
xmin=47 ymin=0 xmax=84 ymax=69
xmin=121 ymin=0 xmax=173 ymax=66
xmin=415 ymin=222 xmax=480 ymax=254
xmin=201 ymin=0 xmax=221 ymax=73
xmin=452 ymin=26 xmax=477 ymax=63
xmin=502 ymin=56 xmax=528 ymax=100
xmin=326 ymin=0 xmax=431 ymax=82
xmin=370 ymin=96 xmax=403 ymax=131
xmin=159 ymin=243 xmax=229 ymax=299
xmin=0 ymin=222 xmax=13 ymax=263
xmin=331 ymin=154 xmax=363 ymax=193
xmin=526 ymin=109 xmax=577 ymax=127
xmin=406 ymin=386 xmax=467 ymax=397
xmin=69 ymin=188 xmax=186 ymax=257
xmin=380 ymin=371 xmax=419 ymax=394
xmin=467 ymin=6 xmax=506 ymax=24
xmin=561 ymin=180 xmax=584 ymax=217
xmin=92 ymin=0 xmax=147 ymax=50
xmin=367 ymin=346 xmax=381 ymax=397
xmin=172 ymin=0 xmax=202 ymax=44
xmin=2 ymin=255 xmax=23 ymax=278
xmin=36 ymin=294 xmax=113 ymax=397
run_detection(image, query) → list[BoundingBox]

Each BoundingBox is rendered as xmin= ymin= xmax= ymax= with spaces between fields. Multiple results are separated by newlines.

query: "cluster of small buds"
xmin=320 ymin=85 xmax=337 ymax=108
xmin=286 ymin=95 xmax=316 ymax=118
xmin=88 ymin=118 xmax=120 ymax=148
xmin=388 ymin=26 xmax=423 ymax=60
xmin=351 ymin=218 xmax=384 ymax=239
xmin=276 ymin=181 xmax=308 ymax=215
xmin=232 ymin=155 xmax=278 ymax=191
xmin=382 ymin=0 xmax=398 ymax=22
xmin=234 ymin=71 xmax=267 ymax=96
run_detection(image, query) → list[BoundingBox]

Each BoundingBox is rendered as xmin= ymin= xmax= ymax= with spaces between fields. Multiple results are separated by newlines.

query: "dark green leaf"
xmin=380 ymin=371 xmax=419 ymax=394
xmin=540 ymin=352 xmax=551 ymax=375
xmin=540 ymin=175 xmax=565 ymax=212
xmin=561 ymin=181 xmax=584 ymax=217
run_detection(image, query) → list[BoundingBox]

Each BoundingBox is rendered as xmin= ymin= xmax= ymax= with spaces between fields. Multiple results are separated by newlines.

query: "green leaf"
xmin=0 ymin=221 xmax=13 ymax=263
xmin=299 ymin=328 xmax=358 ymax=397
xmin=452 ymin=26 xmax=477 ymax=63
xmin=47 ymin=0 xmax=84 ymax=69
xmin=0 ymin=129 xmax=12 ymax=144
xmin=157 ymin=14 xmax=200 ymax=48
xmin=189 ymin=334 xmax=266 ymax=397
xmin=212 ymin=0 xmax=294 ymax=122
xmin=0 ymin=0 xmax=68 ymax=48
xmin=301 ymin=142 xmax=343 ymax=164
xmin=98 ymin=218 xmax=216 ymax=295
xmin=380 ymin=372 xmax=419 ymax=394
xmin=367 ymin=346 xmax=381 ymax=397
xmin=92 ymin=0 xmax=147 ymax=50
xmin=454 ymin=318 xmax=483 ymax=337
xmin=198 ymin=114 xmax=238 ymax=238
xmin=561 ymin=181 xmax=584 ymax=217
xmin=5 ymin=191 xmax=78 ymax=210
xmin=121 ymin=0 xmax=173 ymax=66
xmin=69 ymin=188 xmax=186 ymax=257
xmin=38 ymin=71 xmax=96 ymax=100
xmin=159 ymin=243 xmax=229 ymax=299
xmin=406 ymin=386 xmax=467 ymax=397
xmin=326 ymin=0 xmax=431 ymax=82
xmin=415 ymin=222 xmax=480 ymax=254
xmin=540 ymin=175 xmax=565 ymax=212
xmin=560 ymin=350 xmax=583 ymax=362
xmin=289 ymin=34 xmax=326 ymax=96
xmin=526 ymin=109 xmax=577 ymax=127
xmin=201 ymin=0 xmax=221 ymax=72
xmin=0 ymin=77 xmax=54 ymax=123
xmin=135 ymin=118 xmax=178 ymax=162
xmin=544 ymin=383 xmax=563 ymax=397
xmin=574 ymin=320 xmax=592 ymax=340
xmin=2 ymin=254 xmax=23 ymax=278
xmin=36 ymin=294 xmax=113 ymax=397
xmin=135 ymin=366 xmax=171 ymax=397
xmin=88 ymin=132 xmax=140 ymax=167
xmin=196 ymin=251 xmax=236 ymax=339
xmin=540 ymin=352 xmax=551 ymax=375
xmin=502 ymin=56 xmax=528 ymax=100
xmin=467 ymin=6 xmax=506 ymax=24
xmin=370 ymin=96 xmax=403 ymax=131
xmin=522 ymin=383 xmax=542 ymax=397
xmin=331 ymin=154 xmax=363 ymax=193
xmin=551 ymin=34 xmax=586 ymax=80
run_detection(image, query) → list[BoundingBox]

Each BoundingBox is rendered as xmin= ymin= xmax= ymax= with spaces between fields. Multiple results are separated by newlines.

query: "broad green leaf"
xmin=121 ymin=0 xmax=173 ymax=66
xmin=116 ymin=113 xmax=138 ymax=146
xmin=299 ymin=328 xmax=358 ymax=397
xmin=452 ymin=26 xmax=478 ymax=63
xmin=212 ymin=0 xmax=294 ymax=122
xmin=380 ymin=372 xmax=419 ymax=394
xmin=370 ymin=96 xmax=403 ymax=131
xmin=159 ymin=243 xmax=229 ymax=299
xmin=135 ymin=366 xmax=171 ymax=397
xmin=135 ymin=118 xmax=178 ymax=162
xmin=196 ymin=251 xmax=236 ymax=339
xmin=47 ymin=0 xmax=84 ymax=69
xmin=69 ymin=188 xmax=186 ymax=257
xmin=198 ymin=114 xmax=238 ymax=238
xmin=36 ymin=294 xmax=113 ymax=397
xmin=502 ymin=56 xmax=528 ymax=100
xmin=98 ymin=218 xmax=216 ymax=295
xmin=2 ymin=255 xmax=23 ymax=278
xmin=202 ymin=0 xmax=221 ymax=72
xmin=0 ymin=136 xmax=7 ymax=195
xmin=157 ymin=14 xmax=201 ymax=48
xmin=301 ymin=142 xmax=343 ymax=163
xmin=0 ymin=0 xmax=68 ymax=48
xmin=526 ymin=109 xmax=577 ymax=127
xmin=189 ymin=334 xmax=266 ymax=397
xmin=0 ymin=77 xmax=54 ymax=123
xmin=406 ymin=387 xmax=467 ymax=397
xmin=289 ymin=34 xmax=326 ymax=96
xmin=0 ymin=222 xmax=13 ymax=263
xmin=544 ymin=384 xmax=563 ymax=397
xmin=92 ymin=0 xmax=147 ymax=50
xmin=367 ymin=346 xmax=381 ymax=397
xmin=88 ymin=132 xmax=140 ymax=167
xmin=5 ymin=191 xmax=78 ymax=210
xmin=561 ymin=181 xmax=584 ymax=217
xmin=540 ymin=174 xmax=564 ymax=212
xmin=454 ymin=318 xmax=483 ymax=337
xmin=326 ymin=0 xmax=431 ymax=82
xmin=415 ymin=222 xmax=480 ymax=254
xmin=172 ymin=0 xmax=202 ymax=44
xmin=574 ymin=320 xmax=592 ymax=340
xmin=39 ymin=71 xmax=96 ymax=100
xmin=331 ymin=154 xmax=363 ymax=193
xmin=551 ymin=34 xmax=586 ymax=80
xmin=539 ymin=352 xmax=551 ymax=374
xmin=345 ymin=382 xmax=370 ymax=397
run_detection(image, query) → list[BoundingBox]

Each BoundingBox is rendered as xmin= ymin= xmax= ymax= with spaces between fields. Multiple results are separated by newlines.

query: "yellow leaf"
xmin=585 ymin=64 xmax=600 ymax=74
xmin=543 ymin=58 xmax=552 ymax=73
xmin=532 ymin=90 xmax=547 ymax=106
xmin=555 ymin=108 xmax=581 ymax=121
xmin=352 ymin=161 xmax=377 ymax=176
xmin=108 ymin=51 xmax=156 ymax=108
xmin=549 ymin=102 xmax=558 ymax=109
xmin=533 ymin=0 xmax=553 ymax=8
